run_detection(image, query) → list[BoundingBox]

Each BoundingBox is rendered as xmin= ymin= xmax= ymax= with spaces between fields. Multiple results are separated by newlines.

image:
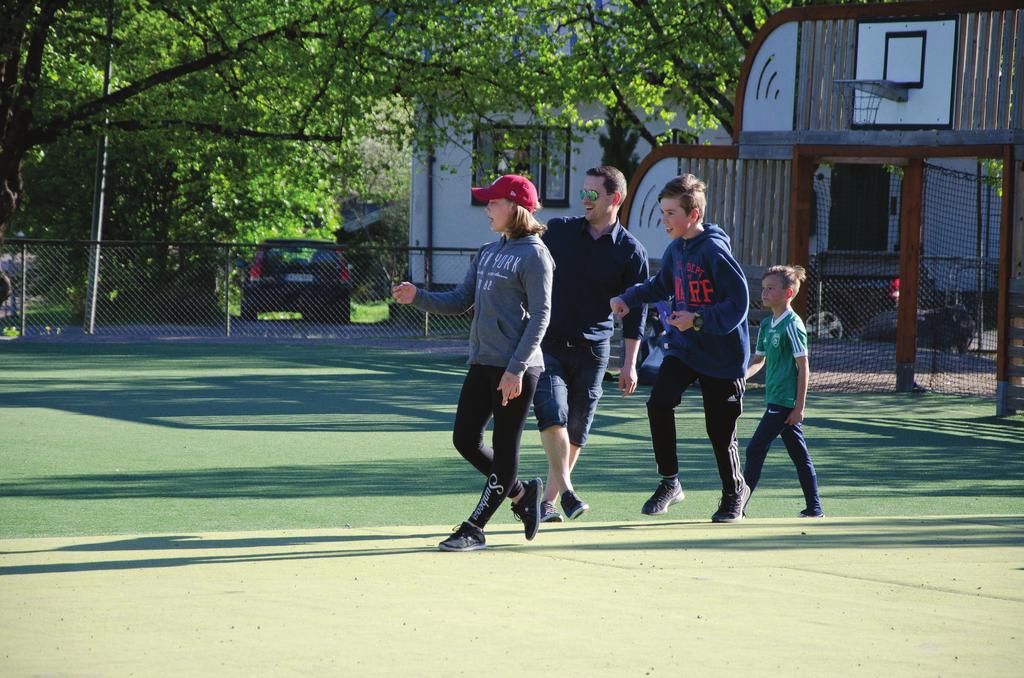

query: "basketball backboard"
xmin=850 ymin=18 xmax=958 ymax=129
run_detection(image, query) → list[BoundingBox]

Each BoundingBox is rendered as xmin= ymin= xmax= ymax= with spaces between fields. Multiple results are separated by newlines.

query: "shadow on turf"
xmin=2 ymin=343 xmax=470 ymax=433
xmin=2 ymin=517 xmax=1021 ymax=576
xmin=0 ymin=529 xmax=531 ymax=575
xmin=3 ymin=429 xmax=1021 ymax=499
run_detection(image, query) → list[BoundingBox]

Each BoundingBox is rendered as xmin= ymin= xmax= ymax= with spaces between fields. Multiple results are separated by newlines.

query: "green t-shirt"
xmin=755 ymin=309 xmax=808 ymax=408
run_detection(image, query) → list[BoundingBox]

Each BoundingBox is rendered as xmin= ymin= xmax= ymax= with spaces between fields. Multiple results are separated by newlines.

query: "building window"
xmin=472 ymin=126 xmax=571 ymax=208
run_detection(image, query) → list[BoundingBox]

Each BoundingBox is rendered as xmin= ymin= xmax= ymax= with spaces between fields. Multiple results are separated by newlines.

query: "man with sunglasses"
xmin=532 ymin=165 xmax=649 ymax=523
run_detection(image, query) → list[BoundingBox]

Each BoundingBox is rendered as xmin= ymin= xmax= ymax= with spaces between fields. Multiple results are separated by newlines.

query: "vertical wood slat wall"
xmin=1012 ymin=11 xmax=1024 ymax=130
xmin=796 ymin=20 xmax=857 ymax=131
xmin=795 ymin=10 xmax=1021 ymax=132
xmin=670 ymin=157 xmax=791 ymax=268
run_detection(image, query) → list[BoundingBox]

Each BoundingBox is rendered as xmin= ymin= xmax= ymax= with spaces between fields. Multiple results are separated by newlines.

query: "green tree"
xmin=3 ymin=1 xmax=882 ymax=246
xmin=2 ymin=1 xmax=578 ymax=242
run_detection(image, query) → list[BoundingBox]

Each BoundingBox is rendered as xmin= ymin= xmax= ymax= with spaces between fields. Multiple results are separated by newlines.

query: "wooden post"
xmin=788 ymin=149 xmax=814 ymax=319
xmin=895 ymin=158 xmax=924 ymax=392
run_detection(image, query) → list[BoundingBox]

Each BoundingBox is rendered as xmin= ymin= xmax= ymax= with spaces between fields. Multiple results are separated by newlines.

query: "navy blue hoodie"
xmin=620 ymin=224 xmax=749 ymax=379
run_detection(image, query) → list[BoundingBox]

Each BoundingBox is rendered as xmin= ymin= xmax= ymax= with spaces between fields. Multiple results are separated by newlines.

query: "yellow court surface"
xmin=2 ymin=516 xmax=1021 ymax=677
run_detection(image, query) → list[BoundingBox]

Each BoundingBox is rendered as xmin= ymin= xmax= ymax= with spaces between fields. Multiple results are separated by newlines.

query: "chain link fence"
xmin=0 ymin=240 xmax=476 ymax=341
xmin=805 ymin=161 xmax=1000 ymax=396
xmin=2 ymin=160 xmax=1003 ymax=401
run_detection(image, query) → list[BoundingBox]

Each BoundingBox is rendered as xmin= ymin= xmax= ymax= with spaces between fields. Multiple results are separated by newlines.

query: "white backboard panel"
xmin=626 ymin=158 xmax=682 ymax=257
xmin=854 ymin=18 xmax=957 ymax=128
xmin=742 ymin=22 xmax=799 ymax=132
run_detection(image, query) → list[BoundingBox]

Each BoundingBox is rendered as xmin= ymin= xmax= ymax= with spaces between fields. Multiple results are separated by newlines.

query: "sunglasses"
xmin=579 ymin=189 xmax=600 ymax=202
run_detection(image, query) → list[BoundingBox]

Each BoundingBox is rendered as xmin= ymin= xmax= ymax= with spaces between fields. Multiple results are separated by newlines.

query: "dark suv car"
xmin=240 ymin=239 xmax=352 ymax=323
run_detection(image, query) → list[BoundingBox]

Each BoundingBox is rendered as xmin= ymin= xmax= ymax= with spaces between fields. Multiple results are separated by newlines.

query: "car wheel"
xmin=807 ymin=311 xmax=844 ymax=340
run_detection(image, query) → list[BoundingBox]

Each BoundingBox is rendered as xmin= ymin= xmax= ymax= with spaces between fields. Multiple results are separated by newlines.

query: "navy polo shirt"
xmin=542 ymin=216 xmax=649 ymax=343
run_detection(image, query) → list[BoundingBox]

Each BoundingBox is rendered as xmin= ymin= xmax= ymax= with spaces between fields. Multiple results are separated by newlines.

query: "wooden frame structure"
xmin=622 ymin=0 xmax=1023 ymax=414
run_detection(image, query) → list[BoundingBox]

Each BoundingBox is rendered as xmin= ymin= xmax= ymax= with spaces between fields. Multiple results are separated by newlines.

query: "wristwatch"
xmin=692 ymin=312 xmax=704 ymax=331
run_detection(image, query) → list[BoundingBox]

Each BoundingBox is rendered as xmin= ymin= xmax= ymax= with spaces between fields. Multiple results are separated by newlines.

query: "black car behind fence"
xmin=240 ymin=240 xmax=353 ymax=324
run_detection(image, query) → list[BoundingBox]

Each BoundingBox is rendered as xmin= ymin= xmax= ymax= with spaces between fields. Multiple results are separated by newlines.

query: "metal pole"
xmin=85 ymin=0 xmax=114 ymax=334
xmin=223 ymin=246 xmax=231 ymax=337
xmin=19 ymin=242 xmax=27 ymax=338
xmin=424 ymin=118 xmax=435 ymax=339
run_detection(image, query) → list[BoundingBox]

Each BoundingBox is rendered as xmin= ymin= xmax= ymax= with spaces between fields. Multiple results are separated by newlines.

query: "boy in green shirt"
xmin=743 ymin=265 xmax=823 ymax=518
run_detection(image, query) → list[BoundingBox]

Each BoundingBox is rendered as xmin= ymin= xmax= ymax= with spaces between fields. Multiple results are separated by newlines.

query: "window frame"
xmin=471 ymin=125 xmax=571 ymax=209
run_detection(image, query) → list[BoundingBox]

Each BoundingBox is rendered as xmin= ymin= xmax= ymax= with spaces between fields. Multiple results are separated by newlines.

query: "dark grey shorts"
xmin=533 ymin=340 xmax=610 ymax=447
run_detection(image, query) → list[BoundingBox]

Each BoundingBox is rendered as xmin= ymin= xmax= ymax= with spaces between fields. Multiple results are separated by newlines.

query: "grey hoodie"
xmin=413 ymin=234 xmax=554 ymax=375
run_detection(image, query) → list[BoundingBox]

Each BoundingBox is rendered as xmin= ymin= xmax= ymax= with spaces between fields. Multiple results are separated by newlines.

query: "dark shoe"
xmin=711 ymin=485 xmax=751 ymax=523
xmin=561 ymin=490 xmax=589 ymax=520
xmin=438 ymin=522 xmax=486 ymax=552
xmin=798 ymin=507 xmax=824 ymax=518
xmin=540 ymin=500 xmax=563 ymax=523
xmin=510 ymin=477 xmax=543 ymax=540
xmin=641 ymin=480 xmax=684 ymax=516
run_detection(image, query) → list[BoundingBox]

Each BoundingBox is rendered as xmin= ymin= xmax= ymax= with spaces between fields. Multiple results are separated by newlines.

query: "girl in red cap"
xmin=393 ymin=175 xmax=554 ymax=551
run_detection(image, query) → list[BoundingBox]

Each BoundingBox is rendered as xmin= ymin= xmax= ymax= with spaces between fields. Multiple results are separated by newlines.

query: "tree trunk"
xmin=0 ymin=150 xmax=23 ymax=304
xmin=0 ymin=149 xmax=24 ymax=244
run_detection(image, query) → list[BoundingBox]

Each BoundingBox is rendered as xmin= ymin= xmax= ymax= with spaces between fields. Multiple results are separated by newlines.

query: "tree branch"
xmin=7 ymin=1 xmax=68 ymax=150
xmin=718 ymin=1 xmax=752 ymax=49
xmin=34 ymin=9 xmax=323 ymax=141
xmin=91 ymin=118 xmax=348 ymax=143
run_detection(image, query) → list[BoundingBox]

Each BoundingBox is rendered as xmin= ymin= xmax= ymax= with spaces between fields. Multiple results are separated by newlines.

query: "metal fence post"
xmin=423 ymin=245 xmax=432 ymax=337
xmin=19 ymin=242 xmax=27 ymax=338
xmin=223 ymin=245 xmax=231 ymax=337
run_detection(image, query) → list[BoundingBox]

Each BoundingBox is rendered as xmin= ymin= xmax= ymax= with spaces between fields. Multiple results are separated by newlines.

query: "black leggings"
xmin=452 ymin=363 xmax=541 ymax=528
xmin=647 ymin=355 xmax=746 ymax=496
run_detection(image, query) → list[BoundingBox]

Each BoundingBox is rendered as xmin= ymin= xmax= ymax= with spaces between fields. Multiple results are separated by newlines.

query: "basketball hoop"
xmin=834 ymin=79 xmax=909 ymax=127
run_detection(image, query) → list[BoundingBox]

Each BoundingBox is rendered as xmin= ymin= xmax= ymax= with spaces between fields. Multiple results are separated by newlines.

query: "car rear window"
xmin=261 ymin=246 xmax=340 ymax=273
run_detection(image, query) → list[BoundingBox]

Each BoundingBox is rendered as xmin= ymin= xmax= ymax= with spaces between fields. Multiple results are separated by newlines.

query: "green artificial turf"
xmin=1 ymin=341 xmax=1022 ymax=538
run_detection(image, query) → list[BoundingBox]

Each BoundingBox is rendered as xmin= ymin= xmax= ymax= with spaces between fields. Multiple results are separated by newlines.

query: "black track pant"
xmin=646 ymin=355 xmax=746 ymax=497
xmin=452 ymin=364 xmax=541 ymax=528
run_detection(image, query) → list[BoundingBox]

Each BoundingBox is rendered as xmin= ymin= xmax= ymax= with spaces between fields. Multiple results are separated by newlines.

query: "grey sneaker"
xmin=560 ymin=490 xmax=589 ymax=520
xmin=540 ymin=500 xmax=563 ymax=523
xmin=711 ymin=485 xmax=751 ymax=523
xmin=438 ymin=522 xmax=486 ymax=552
xmin=510 ymin=477 xmax=543 ymax=540
xmin=641 ymin=480 xmax=684 ymax=516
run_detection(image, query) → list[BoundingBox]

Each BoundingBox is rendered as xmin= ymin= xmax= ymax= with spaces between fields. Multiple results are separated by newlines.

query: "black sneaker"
xmin=510 ymin=477 xmax=543 ymax=540
xmin=438 ymin=522 xmax=486 ymax=552
xmin=561 ymin=490 xmax=589 ymax=520
xmin=540 ymin=500 xmax=563 ymax=523
xmin=798 ymin=507 xmax=824 ymax=518
xmin=641 ymin=480 xmax=684 ymax=516
xmin=711 ymin=485 xmax=751 ymax=523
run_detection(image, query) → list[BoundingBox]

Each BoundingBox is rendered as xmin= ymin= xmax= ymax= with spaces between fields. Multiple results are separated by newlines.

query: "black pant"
xmin=647 ymin=355 xmax=746 ymax=496
xmin=452 ymin=364 xmax=541 ymax=528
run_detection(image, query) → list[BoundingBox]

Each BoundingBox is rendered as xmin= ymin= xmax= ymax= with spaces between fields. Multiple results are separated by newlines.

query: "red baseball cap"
xmin=471 ymin=175 xmax=539 ymax=213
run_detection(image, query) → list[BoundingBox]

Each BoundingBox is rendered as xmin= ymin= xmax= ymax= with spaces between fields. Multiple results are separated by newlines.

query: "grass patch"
xmin=351 ymin=299 xmax=390 ymax=324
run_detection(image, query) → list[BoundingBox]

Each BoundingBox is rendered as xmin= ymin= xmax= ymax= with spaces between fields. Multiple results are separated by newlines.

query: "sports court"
xmin=1 ymin=342 xmax=1021 ymax=676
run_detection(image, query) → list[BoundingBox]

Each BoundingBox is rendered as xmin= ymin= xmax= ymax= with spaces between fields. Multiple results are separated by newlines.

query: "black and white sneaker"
xmin=438 ymin=522 xmax=486 ymax=552
xmin=561 ymin=490 xmax=589 ymax=520
xmin=711 ymin=485 xmax=751 ymax=523
xmin=798 ymin=507 xmax=824 ymax=518
xmin=641 ymin=479 xmax=684 ymax=516
xmin=540 ymin=500 xmax=563 ymax=523
xmin=510 ymin=477 xmax=543 ymax=540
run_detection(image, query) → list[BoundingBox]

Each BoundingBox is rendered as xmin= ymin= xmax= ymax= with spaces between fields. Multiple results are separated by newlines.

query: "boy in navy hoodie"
xmin=611 ymin=174 xmax=751 ymax=523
